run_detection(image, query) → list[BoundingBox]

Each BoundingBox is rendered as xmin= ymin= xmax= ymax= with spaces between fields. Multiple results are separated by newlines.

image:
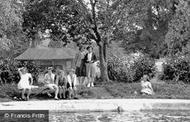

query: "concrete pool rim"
xmin=0 ymin=99 xmax=190 ymax=112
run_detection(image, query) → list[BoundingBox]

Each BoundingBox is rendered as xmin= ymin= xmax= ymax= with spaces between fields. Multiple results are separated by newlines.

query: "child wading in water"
xmin=17 ymin=67 xmax=38 ymax=100
xmin=140 ymin=75 xmax=154 ymax=95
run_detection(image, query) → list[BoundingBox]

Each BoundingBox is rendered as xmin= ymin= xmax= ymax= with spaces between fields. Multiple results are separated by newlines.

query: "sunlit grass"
xmin=1 ymin=81 xmax=190 ymax=102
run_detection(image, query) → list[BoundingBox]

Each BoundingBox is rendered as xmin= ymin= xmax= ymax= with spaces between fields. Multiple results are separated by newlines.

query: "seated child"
xmin=55 ymin=69 xmax=67 ymax=99
xmin=66 ymin=69 xmax=77 ymax=99
xmin=44 ymin=67 xmax=59 ymax=100
xmin=140 ymin=75 xmax=154 ymax=95
xmin=17 ymin=67 xmax=38 ymax=101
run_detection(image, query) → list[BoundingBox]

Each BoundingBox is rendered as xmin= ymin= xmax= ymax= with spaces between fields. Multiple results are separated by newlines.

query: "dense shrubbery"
xmin=108 ymin=52 xmax=155 ymax=82
xmin=129 ymin=56 xmax=155 ymax=82
xmin=0 ymin=60 xmax=41 ymax=84
xmin=161 ymin=56 xmax=190 ymax=83
xmin=0 ymin=83 xmax=19 ymax=98
xmin=0 ymin=60 xmax=20 ymax=84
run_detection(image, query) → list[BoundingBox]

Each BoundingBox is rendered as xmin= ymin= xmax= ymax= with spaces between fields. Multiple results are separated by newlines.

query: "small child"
xmin=17 ymin=67 xmax=38 ymax=101
xmin=66 ymin=69 xmax=77 ymax=99
xmin=140 ymin=75 xmax=154 ymax=95
xmin=44 ymin=67 xmax=59 ymax=100
xmin=55 ymin=69 xmax=67 ymax=99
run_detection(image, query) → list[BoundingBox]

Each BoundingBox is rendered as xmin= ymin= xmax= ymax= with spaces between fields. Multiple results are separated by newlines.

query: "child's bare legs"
xmin=59 ymin=86 xmax=66 ymax=99
xmin=53 ymin=85 xmax=59 ymax=99
xmin=72 ymin=87 xmax=77 ymax=98
xmin=26 ymin=88 xmax=31 ymax=101
xmin=58 ymin=86 xmax=62 ymax=99
xmin=21 ymin=89 xmax=26 ymax=99
xmin=62 ymin=86 xmax=66 ymax=98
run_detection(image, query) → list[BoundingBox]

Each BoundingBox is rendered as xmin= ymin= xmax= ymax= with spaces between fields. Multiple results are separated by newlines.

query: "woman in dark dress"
xmin=74 ymin=46 xmax=87 ymax=85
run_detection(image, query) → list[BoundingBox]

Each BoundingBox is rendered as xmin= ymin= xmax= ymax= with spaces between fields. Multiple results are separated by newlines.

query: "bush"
xmin=0 ymin=60 xmax=20 ymax=84
xmin=0 ymin=83 xmax=20 ymax=98
xmin=0 ymin=60 xmax=41 ymax=84
xmin=129 ymin=56 xmax=155 ymax=82
xmin=108 ymin=52 xmax=155 ymax=82
xmin=162 ymin=56 xmax=190 ymax=83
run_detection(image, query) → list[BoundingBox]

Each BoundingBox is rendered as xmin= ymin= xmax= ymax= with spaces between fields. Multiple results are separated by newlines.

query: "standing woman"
xmin=84 ymin=46 xmax=97 ymax=87
xmin=74 ymin=46 xmax=87 ymax=86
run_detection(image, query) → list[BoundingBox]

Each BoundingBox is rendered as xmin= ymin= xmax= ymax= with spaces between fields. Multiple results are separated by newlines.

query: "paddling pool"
xmin=49 ymin=110 xmax=190 ymax=122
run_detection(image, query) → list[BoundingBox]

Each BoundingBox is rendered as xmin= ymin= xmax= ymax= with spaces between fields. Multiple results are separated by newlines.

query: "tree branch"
xmin=89 ymin=0 xmax=101 ymax=43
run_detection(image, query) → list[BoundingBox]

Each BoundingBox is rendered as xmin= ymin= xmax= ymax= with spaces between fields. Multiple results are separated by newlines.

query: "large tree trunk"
xmin=99 ymin=42 xmax=109 ymax=82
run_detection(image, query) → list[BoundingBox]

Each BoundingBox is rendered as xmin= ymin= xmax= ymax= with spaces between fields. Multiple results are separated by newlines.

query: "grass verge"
xmin=1 ymin=82 xmax=190 ymax=102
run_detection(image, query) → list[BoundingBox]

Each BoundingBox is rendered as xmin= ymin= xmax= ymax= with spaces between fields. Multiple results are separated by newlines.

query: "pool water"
xmin=49 ymin=110 xmax=190 ymax=122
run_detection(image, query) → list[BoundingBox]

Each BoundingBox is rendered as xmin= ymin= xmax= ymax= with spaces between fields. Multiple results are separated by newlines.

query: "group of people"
xmin=17 ymin=66 xmax=80 ymax=101
xmin=16 ymin=45 xmax=154 ymax=101
xmin=17 ymin=66 xmax=78 ymax=101
xmin=74 ymin=45 xmax=98 ymax=87
xmin=17 ymin=45 xmax=99 ymax=101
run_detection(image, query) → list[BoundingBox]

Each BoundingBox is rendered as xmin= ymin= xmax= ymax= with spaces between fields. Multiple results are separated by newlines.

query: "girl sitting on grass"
xmin=140 ymin=75 xmax=154 ymax=95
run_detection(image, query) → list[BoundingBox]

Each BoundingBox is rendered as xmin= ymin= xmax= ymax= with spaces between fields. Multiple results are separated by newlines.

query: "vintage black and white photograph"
xmin=0 ymin=0 xmax=190 ymax=122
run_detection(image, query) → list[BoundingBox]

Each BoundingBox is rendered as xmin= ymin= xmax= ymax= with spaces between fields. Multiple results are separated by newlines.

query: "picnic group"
xmin=16 ymin=46 xmax=154 ymax=101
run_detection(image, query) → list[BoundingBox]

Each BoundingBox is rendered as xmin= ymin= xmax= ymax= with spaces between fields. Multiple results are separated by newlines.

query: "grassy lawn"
xmin=1 ymin=82 xmax=190 ymax=102
xmin=102 ymin=82 xmax=190 ymax=99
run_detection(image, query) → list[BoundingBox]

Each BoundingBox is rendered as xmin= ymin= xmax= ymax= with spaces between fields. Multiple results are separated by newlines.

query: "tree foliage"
xmin=165 ymin=0 xmax=190 ymax=56
xmin=22 ymin=0 xmax=190 ymax=81
xmin=23 ymin=0 xmax=131 ymax=81
xmin=0 ymin=0 xmax=28 ymax=58
xmin=119 ymin=0 xmax=179 ymax=58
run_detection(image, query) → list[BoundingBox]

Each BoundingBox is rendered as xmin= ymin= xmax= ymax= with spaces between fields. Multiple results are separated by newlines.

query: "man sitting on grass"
xmin=44 ymin=67 xmax=59 ymax=100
